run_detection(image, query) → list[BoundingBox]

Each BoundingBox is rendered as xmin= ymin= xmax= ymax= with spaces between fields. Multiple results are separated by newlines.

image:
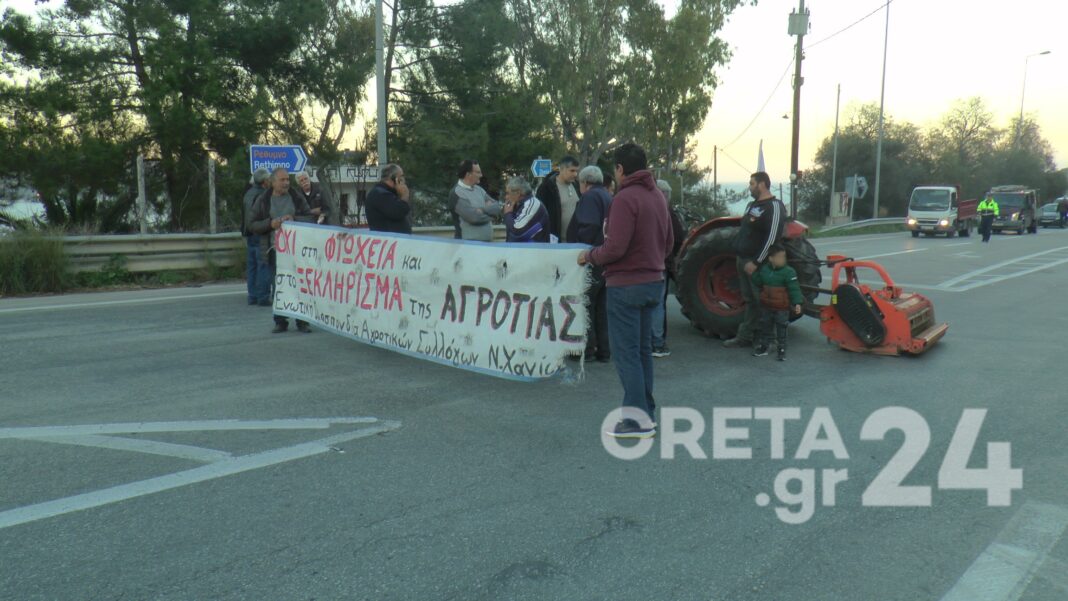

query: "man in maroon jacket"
xmin=578 ymin=144 xmax=673 ymax=439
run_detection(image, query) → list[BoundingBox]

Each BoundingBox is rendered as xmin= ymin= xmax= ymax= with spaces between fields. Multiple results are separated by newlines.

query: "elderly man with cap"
xmin=243 ymin=167 xmax=272 ymax=306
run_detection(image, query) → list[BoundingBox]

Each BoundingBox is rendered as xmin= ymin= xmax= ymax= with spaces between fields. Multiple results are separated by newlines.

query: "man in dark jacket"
xmin=535 ymin=156 xmax=580 ymax=241
xmin=578 ymin=144 xmax=673 ymax=439
xmin=502 ymin=176 xmax=550 ymax=242
xmin=650 ymin=179 xmax=688 ymax=358
xmin=242 ymin=167 xmax=272 ymax=306
xmin=365 ymin=164 xmax=412 ymax=234
xmin=723 ymin=171 xmax=786 ymax=348
xmin=249 ymin=168 xmax=314 ymax=334
xmin=295 ymin=171 xmax=328 ymax=224
xmin=570 ymin=165 xmax=613 ymax=362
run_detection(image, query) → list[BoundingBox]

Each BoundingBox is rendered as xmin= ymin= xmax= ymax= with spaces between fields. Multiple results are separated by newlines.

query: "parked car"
xmin=1039 ymin=202 xmax=1066 ymax=228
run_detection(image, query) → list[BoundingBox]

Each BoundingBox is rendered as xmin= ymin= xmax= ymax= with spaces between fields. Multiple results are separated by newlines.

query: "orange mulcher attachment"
xmin=818 ymin=255 xmax=948 ymax=356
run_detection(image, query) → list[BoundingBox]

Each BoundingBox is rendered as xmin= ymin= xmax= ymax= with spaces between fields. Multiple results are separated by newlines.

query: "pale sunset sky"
xmin=691 ymin=0 xmax=1068 ymax=185
xmin=4 ymin=0 xmax=1066 ymax=189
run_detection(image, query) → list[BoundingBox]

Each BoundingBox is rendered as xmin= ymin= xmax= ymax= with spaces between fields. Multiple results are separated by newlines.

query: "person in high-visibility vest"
xmin=978 ymin=196 xmax=999 ymax=243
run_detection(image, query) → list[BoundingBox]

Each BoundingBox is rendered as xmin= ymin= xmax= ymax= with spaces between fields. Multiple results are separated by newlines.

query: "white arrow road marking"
xmin=29 ymin=435 xmax=233 ymax=463
xmin=0 ymin=418 xmax=401 ymax=530
xmin=0 ymin=417 xmax=377 ymax=438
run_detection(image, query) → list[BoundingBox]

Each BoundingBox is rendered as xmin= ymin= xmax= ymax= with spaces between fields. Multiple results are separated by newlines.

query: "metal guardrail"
xmin=816 ymin=217 xmax=903 ymax=234
xmin=61 ymin=226 xmax=506 ymax=273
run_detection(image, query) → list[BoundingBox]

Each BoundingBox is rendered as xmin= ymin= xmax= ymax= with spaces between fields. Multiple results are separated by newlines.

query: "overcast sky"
xmin=4 ymin=0 xmax=1066 ymax=189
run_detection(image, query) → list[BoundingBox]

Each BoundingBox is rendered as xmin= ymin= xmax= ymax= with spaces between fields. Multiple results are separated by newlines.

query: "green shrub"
xmin=74 ymin=254 xmax=134 ymax=288
xmin=0 ymin=230 xmax=70 ymax=295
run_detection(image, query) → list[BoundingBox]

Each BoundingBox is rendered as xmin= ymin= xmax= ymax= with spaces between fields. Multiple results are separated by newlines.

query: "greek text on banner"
xmin=272 ymin=222 xmax=590 ymax=381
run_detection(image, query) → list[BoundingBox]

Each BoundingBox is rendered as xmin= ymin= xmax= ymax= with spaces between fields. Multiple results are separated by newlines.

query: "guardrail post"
xmin=208 ymin=157 xmax=217 ymax=234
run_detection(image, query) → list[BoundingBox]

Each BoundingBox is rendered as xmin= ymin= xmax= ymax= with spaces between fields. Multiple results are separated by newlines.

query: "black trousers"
xmin=979 ymin=214 xmax=995 ymax=242
xmin=585 ymin=267 xmax=610 ymax=359
xmin=758 ymin=309 xmax=790 ymax=349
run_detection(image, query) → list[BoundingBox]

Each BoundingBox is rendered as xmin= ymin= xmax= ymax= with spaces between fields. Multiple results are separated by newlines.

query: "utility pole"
xmin=873 ymin=0 xmax=890 ymax=220
xmin=713 ymin=145 xmax=718 ymax=215
xmin=375 ymin=0 xmax=388 ymax=165
xmin=788 ymin=0 xmax=810 ymax=219
xmin=829 ymin=83 xmax=841 ymax=223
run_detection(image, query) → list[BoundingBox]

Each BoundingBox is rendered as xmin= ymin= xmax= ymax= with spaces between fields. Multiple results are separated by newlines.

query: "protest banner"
xmin=273 ymin=222 xmax=590 ymax=381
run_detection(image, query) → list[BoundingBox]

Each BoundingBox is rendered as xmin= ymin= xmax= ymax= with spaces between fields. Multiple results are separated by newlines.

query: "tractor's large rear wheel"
xmin=675 ymin=228 xmax=744 ymax=338
xmin=781 ymin=235 xmax=823 ymax=319
xmin=676 ymin=227 xmax=825 ymax=338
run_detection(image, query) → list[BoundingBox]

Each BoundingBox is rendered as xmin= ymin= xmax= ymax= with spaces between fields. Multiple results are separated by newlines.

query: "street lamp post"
xmin=1018 ymin=50 xmax=1051 ymax=142
xmin=375 ymin=0 xmax=388 ymax=165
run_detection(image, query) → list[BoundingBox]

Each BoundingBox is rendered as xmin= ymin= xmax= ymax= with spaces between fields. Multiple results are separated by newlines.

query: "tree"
xmin=388 ymin=0 xmax=557 ymax=199
xmin=799 ymin=103 xmax=928 ymax=221
xmin=925 ymin=97 xmax=999 ymax=198
xmin=799 ymin=101 xmax=1060 ymax=223
xmin=507 ymin=0 xmax=744 ymax=167
xmin=0 ymin=1 xmax=374 ymax=232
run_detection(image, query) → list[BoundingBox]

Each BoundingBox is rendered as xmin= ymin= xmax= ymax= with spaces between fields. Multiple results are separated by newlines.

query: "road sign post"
xmin=249 ymin=145 xmax=308 ymax=174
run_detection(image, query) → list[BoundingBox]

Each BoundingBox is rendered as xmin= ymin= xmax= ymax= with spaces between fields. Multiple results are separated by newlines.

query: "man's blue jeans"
xmin=651 ymin=271 xmax=671 ymax=348
xmin=245 ymin=236 xmax=270 ymax=304
xmin=607 ymin=280 xmax=664 ymax=421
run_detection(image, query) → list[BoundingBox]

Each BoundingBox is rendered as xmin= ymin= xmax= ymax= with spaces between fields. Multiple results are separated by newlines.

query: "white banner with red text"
xmin=272 ymin=222 xmax=590 ymax=381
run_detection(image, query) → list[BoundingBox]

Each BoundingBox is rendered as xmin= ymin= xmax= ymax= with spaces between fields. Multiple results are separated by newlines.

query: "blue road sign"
xmin=249 ymin=145 xmax=308 ymax=174
xmin=531 ymin=158 xmax=553 ymax=178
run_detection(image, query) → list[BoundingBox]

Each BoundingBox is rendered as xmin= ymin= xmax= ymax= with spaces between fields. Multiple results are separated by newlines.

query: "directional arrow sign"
xmin=531 ymin=158 xmax=553 ymax=179
xmin=250 ymin=144 xmax=308 ymax=174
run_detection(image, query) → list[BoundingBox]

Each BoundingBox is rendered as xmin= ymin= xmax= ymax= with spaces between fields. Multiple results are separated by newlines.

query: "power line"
xmin=717 ymin=147 xmax=753 ymax=175
xmin=720 ymin=0 xmax=895 ymax=151
xmin=723 ymin=59 xmax=794 ymax=149
xmin=808 ymin=0 xmax=893 ymax=50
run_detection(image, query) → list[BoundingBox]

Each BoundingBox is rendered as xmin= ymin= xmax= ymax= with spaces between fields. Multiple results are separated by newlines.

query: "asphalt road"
xmin=2 ymin=227 xmax=1067 ymax=601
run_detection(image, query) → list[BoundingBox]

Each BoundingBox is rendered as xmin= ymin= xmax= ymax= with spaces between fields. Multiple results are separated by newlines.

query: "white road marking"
xmin=0 ymin=290 xmax=245 ymax=315
xmin=953 ymin=256 xmax=1068 ymax=291
xmin=946 ymin=242 xmax=972 ymax=247
xmin=0 ymin=418 xmax=377 ymax=439
xmin=939 ymin=501 xmax=1068 ymax=601
xmin=938 ymin=246 xmax=1068 ymax=291
xmin=29 ymin=435 xmax=232 ymax=463
xmin=857 ymin=248 xmax=929 ymax=260
xmin=0 ymin=418 xmax=401 ymax=530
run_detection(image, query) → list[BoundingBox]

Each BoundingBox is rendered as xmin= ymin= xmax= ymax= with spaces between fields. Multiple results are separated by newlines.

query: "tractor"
xmin=673 ymin=214 xmax=947 ymax=355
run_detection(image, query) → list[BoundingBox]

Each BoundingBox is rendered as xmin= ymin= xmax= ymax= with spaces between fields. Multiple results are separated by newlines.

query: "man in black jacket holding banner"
xmin=723 ymin=171 xmax=785 ymax=349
